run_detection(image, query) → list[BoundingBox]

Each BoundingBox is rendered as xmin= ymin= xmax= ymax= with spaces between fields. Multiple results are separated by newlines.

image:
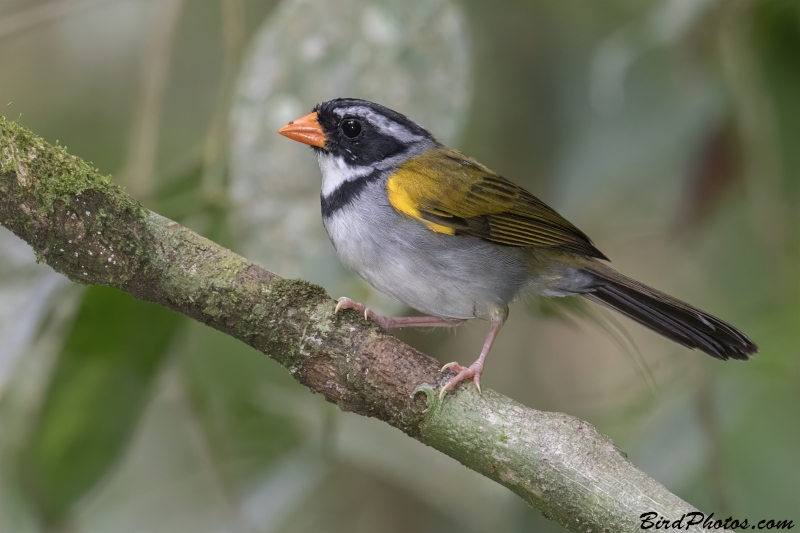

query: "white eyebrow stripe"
xmin=333 ymin=106 xmax=424 ymax=143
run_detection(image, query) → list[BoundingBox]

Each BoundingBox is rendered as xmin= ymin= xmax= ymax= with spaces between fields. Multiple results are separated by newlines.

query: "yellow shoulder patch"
xmin=386 ymin=169 xmax=455 ymax=235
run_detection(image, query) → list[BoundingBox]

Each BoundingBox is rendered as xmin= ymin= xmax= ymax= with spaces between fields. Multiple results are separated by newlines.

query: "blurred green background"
xmin=1 ymin=0 xmax=798 ymax=531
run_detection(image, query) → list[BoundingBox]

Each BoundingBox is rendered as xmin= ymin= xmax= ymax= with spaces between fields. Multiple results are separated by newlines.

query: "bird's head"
xmin=278 ymin=98 xmax=438 ymax=168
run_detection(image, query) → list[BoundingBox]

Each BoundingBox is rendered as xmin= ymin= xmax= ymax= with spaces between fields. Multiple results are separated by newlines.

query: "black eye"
xmin=341 ymin=119 xmax=361 ymax=138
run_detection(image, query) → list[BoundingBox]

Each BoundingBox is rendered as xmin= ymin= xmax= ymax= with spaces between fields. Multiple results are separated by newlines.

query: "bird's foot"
xmin=335 ymin=297 xmax=466 ymax=330
xmin=439 ymin=361 xmax=484 ymax=398
xmin=335 ymin=297 xmax=392 ymax=329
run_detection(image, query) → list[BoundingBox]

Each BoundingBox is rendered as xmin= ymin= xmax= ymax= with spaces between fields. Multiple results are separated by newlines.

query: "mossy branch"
xmin=0 ymin=116 xmax=723 ymax=533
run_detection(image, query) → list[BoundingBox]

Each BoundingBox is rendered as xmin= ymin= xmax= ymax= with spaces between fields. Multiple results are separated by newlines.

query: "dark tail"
xmin=581 ymin=263 xmax=757 ymax=360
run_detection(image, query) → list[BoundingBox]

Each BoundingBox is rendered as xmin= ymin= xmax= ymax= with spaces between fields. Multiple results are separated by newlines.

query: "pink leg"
xmin=439 ymin=317 xmax=505 ymax=398
xmin=334 ymin=297 xmax=465 ymax=330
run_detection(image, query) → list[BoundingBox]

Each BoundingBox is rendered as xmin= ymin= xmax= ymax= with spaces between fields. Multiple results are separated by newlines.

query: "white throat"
xmin=317 ymin=153 xmax=373 ymax=197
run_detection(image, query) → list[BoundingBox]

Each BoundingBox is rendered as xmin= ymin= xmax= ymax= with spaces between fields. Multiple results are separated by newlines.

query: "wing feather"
xmin=387 ymin=147 xmax=608 ymax=260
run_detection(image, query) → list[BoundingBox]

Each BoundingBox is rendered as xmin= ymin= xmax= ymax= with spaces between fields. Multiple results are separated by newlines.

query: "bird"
xmin=278 ymin=98 xmax=757 ymax=397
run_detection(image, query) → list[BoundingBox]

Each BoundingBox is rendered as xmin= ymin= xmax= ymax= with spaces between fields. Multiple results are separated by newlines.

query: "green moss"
xmin=0 ymin=116 xmax=141 ymax=218
xmin=272 ymin=278 xmax=329 ymax=304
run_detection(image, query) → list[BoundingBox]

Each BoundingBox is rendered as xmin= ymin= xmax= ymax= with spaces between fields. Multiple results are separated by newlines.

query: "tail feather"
xmin=581 ymin=264 xmax=757 ymax=360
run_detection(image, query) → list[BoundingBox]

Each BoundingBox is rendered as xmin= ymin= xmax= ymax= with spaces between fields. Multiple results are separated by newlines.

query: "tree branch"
xmin=0 ymin=116 xmax=722 ymax=533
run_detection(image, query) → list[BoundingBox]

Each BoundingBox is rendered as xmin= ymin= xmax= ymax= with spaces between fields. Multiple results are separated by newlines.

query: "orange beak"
xmin=277 ymin=111 xmax=326 ymax=148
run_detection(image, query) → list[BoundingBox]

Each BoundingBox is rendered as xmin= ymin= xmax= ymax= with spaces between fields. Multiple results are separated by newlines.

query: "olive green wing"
xmin=387 ymin=147 xmax=608 ymax=260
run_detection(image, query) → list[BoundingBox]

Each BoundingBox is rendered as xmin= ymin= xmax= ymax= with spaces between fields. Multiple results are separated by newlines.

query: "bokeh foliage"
xmin=0 ymin=0 xmax=797 ymax=532
xmin=20 ymin=288 xmax=182 ymax=527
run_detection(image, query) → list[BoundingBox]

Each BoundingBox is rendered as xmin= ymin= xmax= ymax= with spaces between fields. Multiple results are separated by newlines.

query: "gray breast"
xmin=322 ymin=179 xmax=534 ymax=319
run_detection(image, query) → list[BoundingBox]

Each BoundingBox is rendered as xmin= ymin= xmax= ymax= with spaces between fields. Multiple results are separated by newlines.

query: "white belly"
xmin=322 ymin=184 xmax=532 ymax=319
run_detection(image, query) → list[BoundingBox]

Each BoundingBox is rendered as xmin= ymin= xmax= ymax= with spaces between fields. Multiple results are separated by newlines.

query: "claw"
xmin=440 ymin=361 xmax=461 ymax=373
xmin=438 ymin=361 xmax=483 ymax=399
xmin=335 ymin=299 xmax=346 ymax=314
xmin=364 ymin=308 xmax=371 ymax=321
xmin=473 ymin=372 xmax=482 ymax=394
